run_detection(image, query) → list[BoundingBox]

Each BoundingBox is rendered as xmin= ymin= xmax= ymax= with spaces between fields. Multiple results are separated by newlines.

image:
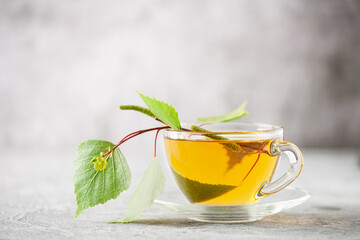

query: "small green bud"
xmin=91 ymin=147 xmax=112 ymax=171
xmin=93 ymin=157 xmax=107 ymax=171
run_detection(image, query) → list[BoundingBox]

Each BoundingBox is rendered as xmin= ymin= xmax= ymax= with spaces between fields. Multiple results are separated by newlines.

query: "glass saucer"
xmin=154 ymin=187 xmax=310 ymax=223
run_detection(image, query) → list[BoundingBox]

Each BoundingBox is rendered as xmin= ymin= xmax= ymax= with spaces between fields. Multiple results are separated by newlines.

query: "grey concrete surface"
xmin=0 ymin=149 xmax=359 ymax=239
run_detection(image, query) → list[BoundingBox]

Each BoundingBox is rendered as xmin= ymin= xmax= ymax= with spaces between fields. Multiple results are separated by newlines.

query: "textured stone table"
xmin=1 ymin=149 xmax=359 ymax=239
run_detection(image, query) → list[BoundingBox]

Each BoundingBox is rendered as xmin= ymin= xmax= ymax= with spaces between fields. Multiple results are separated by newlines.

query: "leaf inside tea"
xmin=171 ymin=168 xmax=237 ymax=203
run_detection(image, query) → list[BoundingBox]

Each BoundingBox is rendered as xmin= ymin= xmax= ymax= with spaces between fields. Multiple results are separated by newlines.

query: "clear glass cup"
xmin=163 ymin=122 xmax=303 ymax=205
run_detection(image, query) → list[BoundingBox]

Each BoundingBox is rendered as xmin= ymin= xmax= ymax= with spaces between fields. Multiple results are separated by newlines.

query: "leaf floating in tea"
xmin=225 ymin=141 xmax=268 ymax=172
xmin=197 ymin=101 xmax=248 ymax=123
xmin=225 ymin=150 xmax=246 ymax=172
xmin=171 ymin=168 xmax=237 ymax=203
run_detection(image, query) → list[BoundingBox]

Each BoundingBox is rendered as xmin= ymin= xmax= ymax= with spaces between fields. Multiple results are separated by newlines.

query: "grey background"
xmin=1 ymin=0 xmax=360 ymax=152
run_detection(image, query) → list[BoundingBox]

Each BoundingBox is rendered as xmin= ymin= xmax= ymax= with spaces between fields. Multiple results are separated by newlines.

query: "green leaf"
xmin=138 ymin=92 xmax=181 ymax=130
xmin=74 ymin=140 xmax=131 ymax=217
xmin=197 ymin=101 xmax=248 ymax=123
xmin=122 ymin=157 xmax=165 ymax=222
xmin=171 ymin=168 xmax=237 ymax=203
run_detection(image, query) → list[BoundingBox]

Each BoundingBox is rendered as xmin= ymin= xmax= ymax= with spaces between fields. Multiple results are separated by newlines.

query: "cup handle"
xmin=257 ymin=141 xmax=304 ymax=197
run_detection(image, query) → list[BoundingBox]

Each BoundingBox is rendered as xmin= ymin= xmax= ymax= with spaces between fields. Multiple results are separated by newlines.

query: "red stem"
xmin=242 ymin=141 xmax=268 ymax=182
xmin=242 ymin=153 xmax=261 ymax=182
xmin=102 ymin=126 xmax=170 ymax=158
xmin=154 ymin=129 xmax=161 ymax=158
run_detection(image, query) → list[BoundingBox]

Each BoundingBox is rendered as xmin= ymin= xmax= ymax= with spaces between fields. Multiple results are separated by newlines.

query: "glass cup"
xmin=163 ymin=122 xmax=303 ymax=205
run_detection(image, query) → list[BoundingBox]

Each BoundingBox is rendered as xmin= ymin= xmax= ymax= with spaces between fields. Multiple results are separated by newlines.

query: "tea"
xmin=163 ymin=138 xmax=279 ymax=205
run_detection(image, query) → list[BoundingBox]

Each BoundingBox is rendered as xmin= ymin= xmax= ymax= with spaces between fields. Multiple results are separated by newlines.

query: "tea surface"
xmin=164 ymin=138 xmax=279 ymax=204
